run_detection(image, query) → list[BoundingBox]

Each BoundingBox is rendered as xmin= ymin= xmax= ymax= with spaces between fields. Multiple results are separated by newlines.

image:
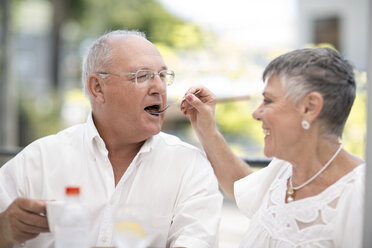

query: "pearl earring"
xmin=301 ymin=120 xmax=310 ymax=130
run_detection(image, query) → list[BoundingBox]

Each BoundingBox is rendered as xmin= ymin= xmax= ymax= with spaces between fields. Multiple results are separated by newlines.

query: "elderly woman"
xmin=181 ymin=48 xmax=365 ymax=247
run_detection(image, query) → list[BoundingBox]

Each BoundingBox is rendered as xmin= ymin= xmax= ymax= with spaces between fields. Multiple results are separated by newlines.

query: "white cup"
xmin=46 ymin=201 xmax=64 ymax=233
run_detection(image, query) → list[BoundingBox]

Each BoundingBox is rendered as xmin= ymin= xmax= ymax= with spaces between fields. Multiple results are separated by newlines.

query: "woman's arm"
xmin=181 ymin=87 xmax=252 ymax=200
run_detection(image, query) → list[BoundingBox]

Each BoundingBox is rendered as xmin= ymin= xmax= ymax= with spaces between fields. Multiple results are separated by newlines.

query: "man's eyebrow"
xmin=133 ymin=66 xmax=168 ymax=71
xmin=134 ymin=67 xmax=150 ymax=71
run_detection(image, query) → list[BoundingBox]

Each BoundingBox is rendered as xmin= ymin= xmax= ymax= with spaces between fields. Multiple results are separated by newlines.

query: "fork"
xmin=153 ymin=90 xmax=201 ymax=115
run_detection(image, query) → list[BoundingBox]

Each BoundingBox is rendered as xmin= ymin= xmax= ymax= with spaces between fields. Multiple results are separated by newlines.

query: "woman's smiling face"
xmin=252 ymin=74 xmax=304 ymax=159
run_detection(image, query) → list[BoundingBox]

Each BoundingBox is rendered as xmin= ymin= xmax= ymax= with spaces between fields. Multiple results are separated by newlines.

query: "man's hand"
xmin=0 ymin=198 xmax=49 ymax=247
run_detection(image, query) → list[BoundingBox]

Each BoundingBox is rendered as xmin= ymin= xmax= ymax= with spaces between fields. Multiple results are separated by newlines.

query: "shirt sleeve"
xmin=234 ymin=158 xmax=285 ymax=219
xmin=168 ymin=150 xmax=223 ymax=248
xmin=0 ymin=167 xmax=12 ymax=212
xmin=0 ymin=152 xmax=27 ymax=212
xmin=333 ymin=164 xmax=365 ymax=248
xmin=0 ymin=141 xmax=45 ymax=212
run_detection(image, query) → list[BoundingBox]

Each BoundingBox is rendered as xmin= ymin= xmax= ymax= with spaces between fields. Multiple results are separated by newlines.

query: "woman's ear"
xmin=87 ymin=74 xmax=105 ymax=104
xmin=302 ymin=91 xmax=323 ymax=122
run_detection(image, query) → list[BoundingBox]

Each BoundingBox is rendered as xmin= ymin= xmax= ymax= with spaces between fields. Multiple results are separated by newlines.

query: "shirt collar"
xmin=85 ymin=112 xmax=107 ymax=156
xmin=85 ymin=111 xmax=156 ymax=158
xmin=139 ymin=135 xmax=154 ymax=154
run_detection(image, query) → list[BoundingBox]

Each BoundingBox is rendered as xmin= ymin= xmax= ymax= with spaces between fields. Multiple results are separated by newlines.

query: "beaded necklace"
xmin=287 ymin=144 xmax=343 ymax=202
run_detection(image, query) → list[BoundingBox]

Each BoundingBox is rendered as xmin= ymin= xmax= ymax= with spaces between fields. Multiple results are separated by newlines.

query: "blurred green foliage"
xmin=216 ymin=97 xmax=264 ymax=157
xmin=65 ymin=0 xmax=206 ymax=48
xmin=343 ymin=71 xmax=367 ymax=158
xmin=18 ymin=93 xmax=62 ymax=146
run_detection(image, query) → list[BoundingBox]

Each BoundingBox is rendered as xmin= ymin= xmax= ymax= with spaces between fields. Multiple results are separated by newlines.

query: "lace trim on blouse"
xmin=255 ymin=162 xmax=363 ymax=245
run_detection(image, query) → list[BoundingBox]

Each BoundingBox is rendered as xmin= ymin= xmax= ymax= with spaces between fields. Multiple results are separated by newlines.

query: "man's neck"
xmin=107 ymin=140 xmax=146 ymax=186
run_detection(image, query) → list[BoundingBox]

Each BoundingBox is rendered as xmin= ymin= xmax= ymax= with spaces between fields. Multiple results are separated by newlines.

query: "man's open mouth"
xmin=144 ymin=104 xmax=161 ymax=116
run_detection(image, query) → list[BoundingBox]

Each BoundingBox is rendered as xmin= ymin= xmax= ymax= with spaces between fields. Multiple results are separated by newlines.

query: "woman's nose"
xmin=252 ymin=105 xmax=262 ymax=121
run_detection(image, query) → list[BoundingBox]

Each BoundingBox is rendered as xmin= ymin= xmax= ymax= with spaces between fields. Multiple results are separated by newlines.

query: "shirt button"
xmin=101 ymin=235 xmax=108 ymax=242
xmin=110 ymin=198 xmax=115 ymax=205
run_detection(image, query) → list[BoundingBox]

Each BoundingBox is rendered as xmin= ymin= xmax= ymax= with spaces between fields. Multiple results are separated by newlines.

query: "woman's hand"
xmin=180 ymin=86 xmax=218 ymax=141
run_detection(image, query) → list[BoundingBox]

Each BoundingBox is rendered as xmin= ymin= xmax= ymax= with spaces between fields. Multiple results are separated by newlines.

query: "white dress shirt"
xmin=234 ymin=158 xmax=365 ymax=248
xmin=0 ymin=114 xmax=223 ymax=248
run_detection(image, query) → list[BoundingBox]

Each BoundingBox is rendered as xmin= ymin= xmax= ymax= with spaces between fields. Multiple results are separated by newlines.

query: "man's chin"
xmin=143 ymin=126 xmax=162 ymax=139
xmin=153 ymin=128 xmax=162 ymax=136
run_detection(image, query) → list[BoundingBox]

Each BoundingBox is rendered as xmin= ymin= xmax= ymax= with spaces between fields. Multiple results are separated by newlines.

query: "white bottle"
xmin=55 ymin=186 xmax=90 ymax=248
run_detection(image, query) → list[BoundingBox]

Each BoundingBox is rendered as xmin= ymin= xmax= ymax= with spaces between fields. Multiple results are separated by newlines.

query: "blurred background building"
xmin=298 ymin=0 xmax=368 ymax=70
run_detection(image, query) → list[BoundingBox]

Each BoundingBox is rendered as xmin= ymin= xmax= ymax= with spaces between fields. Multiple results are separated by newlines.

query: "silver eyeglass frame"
xmin=97 ymin=69 xmax=175 ymax=86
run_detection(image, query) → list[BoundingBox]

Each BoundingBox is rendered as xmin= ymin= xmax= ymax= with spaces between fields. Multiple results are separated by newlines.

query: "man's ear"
xmin=87 ymin=74 xmax=105 ymax=104
xmin=301 ymin=91 xmax=323 ymax=123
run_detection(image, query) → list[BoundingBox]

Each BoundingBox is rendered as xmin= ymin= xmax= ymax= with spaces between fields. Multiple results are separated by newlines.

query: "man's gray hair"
xmin=81 ymin=30 xmax=146 ymax=96
xmin=262 ymin=47 xmax=356 ymax=138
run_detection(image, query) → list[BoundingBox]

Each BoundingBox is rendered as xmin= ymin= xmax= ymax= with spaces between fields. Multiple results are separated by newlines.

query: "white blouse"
xmin=234 ymin=158 xmax=365 ymax=248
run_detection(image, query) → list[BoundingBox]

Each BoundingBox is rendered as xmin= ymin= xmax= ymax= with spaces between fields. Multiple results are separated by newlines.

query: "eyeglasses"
xmin=97 ymin=69 xmax=175 ymax=86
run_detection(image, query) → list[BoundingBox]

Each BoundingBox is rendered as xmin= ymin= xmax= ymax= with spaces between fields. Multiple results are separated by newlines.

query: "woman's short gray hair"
xmin=262 ymin=47 xmax=356 ymax=138
xmin=81 ymin=30 xmax=146 ymax=96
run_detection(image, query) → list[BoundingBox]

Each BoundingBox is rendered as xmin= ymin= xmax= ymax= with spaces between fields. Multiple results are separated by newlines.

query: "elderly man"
xmin=0 ymin=30 xmax=222 ymax=248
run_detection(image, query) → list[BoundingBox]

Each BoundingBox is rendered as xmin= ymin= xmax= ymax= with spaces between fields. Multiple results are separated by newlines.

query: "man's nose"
xmin=149 ymin=73 xmax=167 ymax=94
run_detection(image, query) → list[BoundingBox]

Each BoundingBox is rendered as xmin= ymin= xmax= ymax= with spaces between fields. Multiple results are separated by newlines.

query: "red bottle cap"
xmin=65 ymin=186 xmax=80 ymax=195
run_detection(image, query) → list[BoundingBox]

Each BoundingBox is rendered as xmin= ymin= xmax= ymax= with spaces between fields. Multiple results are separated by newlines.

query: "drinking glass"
xmin=112 ymin=207 xmax=152 ymax=248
